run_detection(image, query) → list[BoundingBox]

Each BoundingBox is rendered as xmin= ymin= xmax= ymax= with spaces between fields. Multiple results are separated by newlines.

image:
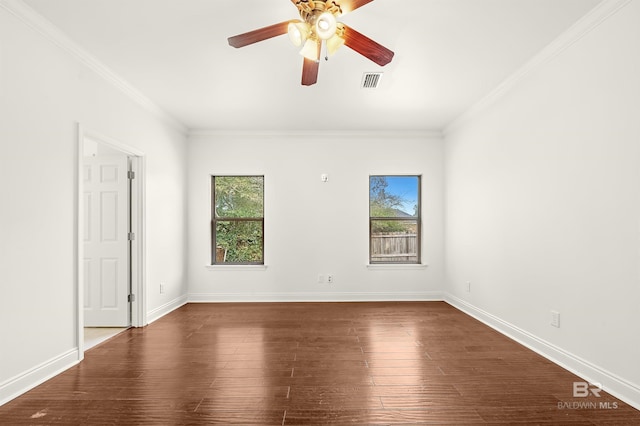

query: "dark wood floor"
xmin=1 ymin=302 xmax=639 ymax=425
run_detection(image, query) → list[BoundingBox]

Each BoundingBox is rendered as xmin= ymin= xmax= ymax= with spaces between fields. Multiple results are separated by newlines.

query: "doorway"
xmin=77 ymin=126 xmax=145 ymax=357
xmin=83 ymin=150 xmax=130 ymax=327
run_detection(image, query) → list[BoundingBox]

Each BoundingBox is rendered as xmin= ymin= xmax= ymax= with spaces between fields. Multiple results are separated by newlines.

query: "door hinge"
xmin=128 ymin=232 xmax=135 ymax=241
xmin=127 ymin=170 xmax=135 ymax=179
xmin=128 ymin=294 xmax=135 ymax=303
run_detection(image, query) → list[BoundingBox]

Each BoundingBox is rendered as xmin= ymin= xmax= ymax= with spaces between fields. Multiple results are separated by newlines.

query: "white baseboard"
xmin=146 ymin=294 xmax=189 ymax=324
xmin=445 ymin=293 xmax=640 ymax=411
xmin=189 ymin=291 xmax=444 ymax=303
xmin=0 ymin=349 xmax=80 ymax=406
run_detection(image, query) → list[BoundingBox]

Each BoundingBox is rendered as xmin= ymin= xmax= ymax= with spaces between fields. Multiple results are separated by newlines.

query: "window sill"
xmin=206 ymin=265 xmax=268 ymax=271
xmin=366 ymin=263 xmax=428 ymax=270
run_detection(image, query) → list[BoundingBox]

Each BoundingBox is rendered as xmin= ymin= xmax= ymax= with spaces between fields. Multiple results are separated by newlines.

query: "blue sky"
xmin=373 ymin=176 xmax=419 ymax=215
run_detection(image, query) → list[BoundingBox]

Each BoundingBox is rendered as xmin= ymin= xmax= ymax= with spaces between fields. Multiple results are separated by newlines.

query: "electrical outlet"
xmin=317 ymin=274 xmax=324 ymax=284
xmin=551 ymin=311 xmax=560 ymax=328
xmin=465 ymin=282 xmax=471 ymax=292
xmin=160 ymin=282 xmax=166 ymax=294
xmin=327 ymin=274 xmax=334 ymax=283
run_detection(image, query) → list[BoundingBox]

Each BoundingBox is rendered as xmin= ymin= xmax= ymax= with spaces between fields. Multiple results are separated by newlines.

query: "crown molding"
xmin=188 ymin=129 xmax=444 ymax=140
xmin=443 ymin=0 xmax=632 ymax=136
xmin=0 ymin=0 xmax=188 ymax=135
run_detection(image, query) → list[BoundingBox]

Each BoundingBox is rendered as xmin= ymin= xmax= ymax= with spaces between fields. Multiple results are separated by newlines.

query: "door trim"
xmin=76 ymin=124 xmax=147 ymax=360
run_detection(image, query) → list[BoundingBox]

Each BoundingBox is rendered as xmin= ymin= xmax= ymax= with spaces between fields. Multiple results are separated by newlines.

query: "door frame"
xmin=76 ymin=124 xmax=147 ymax=360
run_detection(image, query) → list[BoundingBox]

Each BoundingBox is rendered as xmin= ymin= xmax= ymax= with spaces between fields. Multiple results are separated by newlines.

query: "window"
xmin=369 ymin=175 xmax=421 ymax=264
xmin=212 ymin=176 xmax=264 ymax=265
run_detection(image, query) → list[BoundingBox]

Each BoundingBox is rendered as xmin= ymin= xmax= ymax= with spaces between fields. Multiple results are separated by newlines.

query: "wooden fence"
xmin=370 ymin=233 xmax=418 ymax=262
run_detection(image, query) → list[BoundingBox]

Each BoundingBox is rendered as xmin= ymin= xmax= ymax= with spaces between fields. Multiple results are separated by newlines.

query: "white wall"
xmin=444 ymin=0 xmax=640 ymax=406
xmin=0 ymin=4 xmax=188 ymax=404
xmin=188 ymin=133 xmax=444 ymax=302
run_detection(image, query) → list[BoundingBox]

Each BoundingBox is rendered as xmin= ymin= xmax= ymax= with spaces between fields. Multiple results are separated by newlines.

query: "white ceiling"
xmin=23 ymin=0 xmax=601 ymax=132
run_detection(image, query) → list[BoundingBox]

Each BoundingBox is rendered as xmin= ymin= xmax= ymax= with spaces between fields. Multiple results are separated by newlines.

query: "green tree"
xmin=369 ymin=176 xmax=411 ymax=233
xmin=214 ymin=176 xmax=264 ymax=263
xmin=215 ymin=176 xmax=263 ymax=218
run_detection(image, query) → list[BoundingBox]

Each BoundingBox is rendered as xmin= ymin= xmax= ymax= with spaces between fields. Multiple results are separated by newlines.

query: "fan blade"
xmin=301 ymin=58 xmax=320 ymax=86
xmin=228 ymin=21 xmax=292 ymax=48
xmin=342 ymin=24 xmax=394 ymax=66
xmin=301 ymin=38 xmax=321 ymax=86
xmin=338 ymin=0 xmax=374 ymax=15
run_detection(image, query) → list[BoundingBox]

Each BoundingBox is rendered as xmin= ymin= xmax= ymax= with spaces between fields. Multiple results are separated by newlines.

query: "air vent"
xmin=361 ymin=72 xmax=383 ymax=89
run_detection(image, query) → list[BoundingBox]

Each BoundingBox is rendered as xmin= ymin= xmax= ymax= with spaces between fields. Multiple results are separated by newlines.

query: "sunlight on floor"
xmin=84 ymin=327 xmax=127 ymax=350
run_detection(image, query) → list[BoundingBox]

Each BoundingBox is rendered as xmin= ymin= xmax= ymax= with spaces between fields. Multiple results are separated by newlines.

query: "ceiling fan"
xmin=227 ymin=0 xmax=394 ymax=86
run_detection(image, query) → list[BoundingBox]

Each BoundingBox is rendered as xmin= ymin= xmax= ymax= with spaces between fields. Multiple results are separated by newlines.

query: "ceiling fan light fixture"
xmin=315 ymin=12 xmax=337 ymax=40
xmin=300 ymin=38 xmax=320 ymax=61
xmin=288 ymin=21 xmax=309 ymax=47
xmin=326 ymin=33 xmax=345 ymax=56
xmin=227 ymin=0 xmax=393 ymax=86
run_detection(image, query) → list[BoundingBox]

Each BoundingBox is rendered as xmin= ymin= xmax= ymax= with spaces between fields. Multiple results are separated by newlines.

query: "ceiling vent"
xmin=361 ymin=72 xmax=383 ymax=89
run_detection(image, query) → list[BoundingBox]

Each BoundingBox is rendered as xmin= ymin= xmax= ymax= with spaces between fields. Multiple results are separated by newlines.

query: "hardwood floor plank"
xmin=233 ymin=342 xmax=300 ymax=353
xmin=287 ymin=390 xmax=385 ymax=410
xmin=206 ymin=386 xmax=290 ymax=398
xmin=213 ymin=368 xmax=294 ymax=378
xmin=367 ymin=366 xmax=444 ymax=376
xmin=184 ymin=409 xmax=287 ymax=425
xmin=231 ymin=352 xmax=296 ymax=362
xmin=196 ymin=397 xmax=289 ymax=411
xmin=288 ymin=375 xmax=376 ymax=386
xmin=368 ymin=384 xmax=462 ymax=398
xmin=284 ymin=407 xmax=485 ymax=425
xmin=293 ymin=359 xmax=368 ymax=369
xmin=211 ymin=377 xmax=295 ymax=387
xmin=1 ymin=302 xmax=638 ymax=425
xmin=223 ymin=360 xmax=295 ymax=370
xmin=366 ymin=358 xmax=432 ymax=368
xmin=371 ymin=374 xmax=449 ymax=386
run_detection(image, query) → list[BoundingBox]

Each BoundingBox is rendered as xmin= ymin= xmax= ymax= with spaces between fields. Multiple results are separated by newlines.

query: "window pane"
xmin=215 ymin=220 xmax=263 ymax=263
xmin=370 ymin=176 xmax=419 ymax=218
xmin=370 ymin=220 xmax=418 ymax=263
xmin=215 ymin=176 xmax=264 ymax=218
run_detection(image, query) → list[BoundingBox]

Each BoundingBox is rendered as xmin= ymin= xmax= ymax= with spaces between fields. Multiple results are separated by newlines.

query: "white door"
xmin=83 ymin=155 xmax=130 ymax=326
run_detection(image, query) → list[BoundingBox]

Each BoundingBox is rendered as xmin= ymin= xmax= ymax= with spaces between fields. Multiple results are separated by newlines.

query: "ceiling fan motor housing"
xmin=294 ymin=0 xmax=342 ymax=25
